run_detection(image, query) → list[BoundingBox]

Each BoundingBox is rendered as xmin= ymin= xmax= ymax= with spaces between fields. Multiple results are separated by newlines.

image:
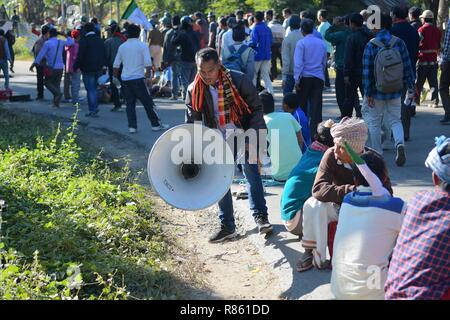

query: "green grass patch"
xmin=0 ymin=109 xmax=180 ymax=300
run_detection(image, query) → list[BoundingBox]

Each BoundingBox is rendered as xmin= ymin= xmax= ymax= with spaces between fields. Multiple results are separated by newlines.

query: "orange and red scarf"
xmin=191 ymin=65 xmax=252 ymax=127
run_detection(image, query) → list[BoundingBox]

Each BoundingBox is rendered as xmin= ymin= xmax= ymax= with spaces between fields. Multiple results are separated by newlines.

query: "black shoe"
xmin=85 ymin=111 xmax=99 ymax=118
xmin=209 ymin=226 xmax=237 ymax=243
xmin=395 ymin=144 xmax=406 ymax=167
xmin=440 ymin=116 xmax=450 ymax=124
xmin=254 ymin=215 xmax=273 ymax=235
xmin=36 ymin=96 xmax=44 ymax=101
xmin=110 ymin=106 xmax=122 ymax=112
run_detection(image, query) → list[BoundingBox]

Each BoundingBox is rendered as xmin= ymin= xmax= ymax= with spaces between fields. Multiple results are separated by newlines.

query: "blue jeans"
xmin=283 ymin=75 xmax=295 ymax=96
xmin=82 ymin=72 xmax=100 ymax=112
xmin=179 ymin=62 xmax=196 ymax=99
xmin=70 ymin=71 xmax=81 ymax=104
xmin=0 ymin=59 xmax=9 ymax=89
xmin=219 ymin=163 xmax=268 ymax=232
xmin=171 ymin=61 xmax=182 ymax=97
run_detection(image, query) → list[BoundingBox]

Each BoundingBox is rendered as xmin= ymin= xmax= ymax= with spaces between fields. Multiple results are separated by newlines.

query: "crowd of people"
xmin=0 ymin=5 xmax=448 ymax=300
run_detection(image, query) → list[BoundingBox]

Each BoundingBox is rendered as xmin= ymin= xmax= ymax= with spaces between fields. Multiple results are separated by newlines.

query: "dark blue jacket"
xmin=391 ymin=21 xmax=420 ymax=67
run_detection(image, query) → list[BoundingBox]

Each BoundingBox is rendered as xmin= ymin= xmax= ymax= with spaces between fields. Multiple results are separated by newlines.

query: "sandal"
xmin=313 ymin=259 xmax=331 ymax=270
xmin=296 ymin=252 xmax=314 ymax=272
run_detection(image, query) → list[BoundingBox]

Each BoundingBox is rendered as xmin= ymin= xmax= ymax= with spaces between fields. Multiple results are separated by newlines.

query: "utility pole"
xmin=110 ymin=0 xmax=113 ymax=19
xmin=61 ymin=0 xmax=65 ymax=19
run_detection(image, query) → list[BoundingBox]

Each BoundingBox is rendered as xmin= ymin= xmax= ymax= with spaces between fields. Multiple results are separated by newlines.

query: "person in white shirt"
xmin=331 ymin=141 xmax=405 ymax=300
xmin=317 ymin=9 xmax=332 ymax=89
xmin=220 ymin=17 xmax=238 ymax=59
xmin=113 ymin=24 xmax=169 ymax=134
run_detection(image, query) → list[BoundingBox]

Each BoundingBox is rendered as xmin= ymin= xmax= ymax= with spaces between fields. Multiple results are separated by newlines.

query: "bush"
xmin=14 ymin=37 xmax=34 ymax=61
xmin=0 ymin=110 xmax=179 ymax=299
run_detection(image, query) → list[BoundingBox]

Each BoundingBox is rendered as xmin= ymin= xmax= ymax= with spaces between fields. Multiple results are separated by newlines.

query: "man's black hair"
xmin=84 ymin=22 xmax=95 ymax=33
xmin=301 ymin=18 xmax=314 ymax=35
xmin=409 ymin=6 xmax=422 ymax=19
xmin=289 ymin=14 xmax=301 ymax=30
xmin=219 ymin=16 xmax=228 ymax=27
xmin=255 ymin=11 xmax=264 ymax=22
xmin=232 ymin=25 xmax=246 ymax=42
xmin=49 ymin=27 xmax=58 ymax=37
xmin=172 ymin=15 xmax=181 ymax=26
xmin=127 ymin=24 xmax=141 ymax=39
xmin=266 ymin=9 xmax=274 ymax=17
xmin=392 ymin=6 xmax=409 ymax=20
xmin=260 ymin=91 xmax=275 ymax=114
xmin=352 ymin=150 xmax=388 ymax=188
xmin=283 ymin=93 xmax=299 ymax=110
xmin=41 ymin=24 xmax=50 ymax=35
xmin=235 ymin=9 xmax=244 ymax=16
xmin=316 ymin=121 xmax=334 ymax=147
xmin=300 ymin=10 xmax=314 ymax=20
xmin=194 ymin=12 xmax=203 ymax=19
xmin=195 ymin=47 xmax=219 ymax=64
xmin=380 ymin=13 xmax=392 ymax=30
xmin=283 ymin=8 xmax=292 ymax=15
xmin=350 ymin=13 xmax=364 ymax=27
xmin=318 ymin=9 xmax=328 ymax=19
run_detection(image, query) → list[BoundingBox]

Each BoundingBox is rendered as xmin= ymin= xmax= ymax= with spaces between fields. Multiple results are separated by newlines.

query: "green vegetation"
xmin=0 ymin=110 xmax=180 ymax=300
xmin=14 ymin=37 xmax=34 ymax=62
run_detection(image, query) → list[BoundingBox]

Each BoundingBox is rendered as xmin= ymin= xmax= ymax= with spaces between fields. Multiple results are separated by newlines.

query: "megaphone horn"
xmin=148 ymin=123 xmax=235 ymax=211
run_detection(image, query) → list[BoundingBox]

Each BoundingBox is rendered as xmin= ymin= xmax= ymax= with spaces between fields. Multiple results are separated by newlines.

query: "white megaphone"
xmin=148 ymin=123 xmax=235 ymax=211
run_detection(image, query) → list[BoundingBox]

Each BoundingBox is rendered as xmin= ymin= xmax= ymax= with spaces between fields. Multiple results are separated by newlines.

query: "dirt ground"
xmin=78 ymin=125 xmax=283 ymax=300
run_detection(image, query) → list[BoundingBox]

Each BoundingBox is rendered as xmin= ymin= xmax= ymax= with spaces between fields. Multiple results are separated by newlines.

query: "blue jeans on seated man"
xmin=82 ymin=72 xmax=101 ymax=113
xmin=219 ymin=162 xmax=268 ymax=232
xmin=283 ymin=74 xmax=295 ymax=96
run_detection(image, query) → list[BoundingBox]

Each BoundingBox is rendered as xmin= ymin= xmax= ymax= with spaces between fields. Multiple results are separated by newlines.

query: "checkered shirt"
xmin=363 ymin=29 xmax=415 ymax=101
xmin=384 ymin=190 xmax=450 ymax=300
xmin=442 ymin=20 xmax=450 ymax=62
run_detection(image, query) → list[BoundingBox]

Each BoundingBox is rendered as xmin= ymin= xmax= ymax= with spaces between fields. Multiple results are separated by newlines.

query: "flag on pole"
xmin=122 ymin=0 xmax=152 ymax=31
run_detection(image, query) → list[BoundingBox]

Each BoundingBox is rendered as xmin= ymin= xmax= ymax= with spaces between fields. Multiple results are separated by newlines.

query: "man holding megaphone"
xmin=185 ymin=47 xmax=273 ymax=243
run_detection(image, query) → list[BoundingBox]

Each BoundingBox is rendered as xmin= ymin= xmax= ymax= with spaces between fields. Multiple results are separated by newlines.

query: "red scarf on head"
xmin=191 ymin=66 xmax=252 ymax=127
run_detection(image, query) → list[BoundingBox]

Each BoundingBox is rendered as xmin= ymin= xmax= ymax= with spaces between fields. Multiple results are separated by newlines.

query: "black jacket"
xmin=185 ymin=70 xmax=266 ymax=132
xmin=74 ymin=33 xmax=106 ymax=73
xmin=343 ymin=27 xmax=373 ymax=78
xmin=172 ymin=28 xmax=199 ymax=63
xmin=391 ymin=21 xmax=420 ymax=68
xmin=163 ymin=27 xmax=181 ymax=64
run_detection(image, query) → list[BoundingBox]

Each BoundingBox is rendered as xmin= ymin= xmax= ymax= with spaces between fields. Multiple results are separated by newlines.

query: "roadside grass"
xmin=14 ymin=37 xmax=34 ymax=62
xmin=0 ymin=109 xmax=182 ymax=300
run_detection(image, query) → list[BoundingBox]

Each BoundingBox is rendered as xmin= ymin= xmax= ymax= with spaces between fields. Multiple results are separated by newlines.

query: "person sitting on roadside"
xmin=331 ymin=141 xmax=405 ymax=300
xmin=261 ymin=91 xmax=303 ymax=182
xmin=282 ymin=92 xmax=311 ymax=152
xmin=280 ymin=120 xmax=334 ymax=236
xmin=297 ymin=117 xmax=393 ymax=272
xmin=385 ymin=136 xmax=450 ymax=300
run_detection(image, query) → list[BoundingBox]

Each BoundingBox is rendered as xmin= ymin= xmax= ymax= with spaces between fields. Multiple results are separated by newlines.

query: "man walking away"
xmin=74 ymin=23 xmax=107 ymax=117
xmin=105 ymin=23 xmax=125 ymax=111
xmin=163 ymin=15 xmax=182 ymax=100
xmin=390 ymin=6 xmax=420 ymax=140
xmin=325 ymin=16 xmax=351 ymax=118
xmin=31 ymin=25 xmax=50 ymax=101
xmin=409 ymin=7 xmax=422 ymax=31
xmin=343 ymin=13 xmax=371 ymax=118
xmin=251 ymin=11 xmax=273 ymax=94
xmin=282 ymin=15 xmax=303 ymax=95
xmin=113 ymin=24 xmax=169 ymax=134
xmin=294 ymin=18 xmax=327 ymax=137
xmin=415 ymin=10 xmax=441 ymax=109
xmin=362 ymin=13 xmax=415 ymax=166
xmin=317 ymin=9 xmax=332 ymax=89
xmin=31 ymin=28 xmax=74 ymax=108
xmin=208 ymin=13 xmax=218 ymax=49
xmin=268 ymin=13 xmax=285 ymax=80
xmin=222 ymin=25 xmax=255 ymax=81
xmin=439 ymin=19 xmax=450 ymax=124
xmin=0 ymin=30 xmax=12 ymax=90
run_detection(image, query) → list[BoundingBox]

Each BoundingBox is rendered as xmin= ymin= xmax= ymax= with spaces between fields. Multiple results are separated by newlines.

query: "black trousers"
xmin=36 ymin=65 xmax=44 ymax=98
xmin=439 ymin=61 xmax=450 ymax=118
xmin=296 ymin=77 xmax=324 ymax=137
xmin=416 ymin=64 xmax=439 ymax=104
xmin=401 ymin=86 xmax=413 ymax=140
xmin=335 ymin=68 xmax=346 ymax=116
xmin=270 ymin=44 xmax=282 ymax=80
xmin=343 ymin=74 xmax=363 ymax=118
xmin=324 ymin=53 xmax=330 ymax=88
xmin=108 ymin=66 xmax=122 ymax=108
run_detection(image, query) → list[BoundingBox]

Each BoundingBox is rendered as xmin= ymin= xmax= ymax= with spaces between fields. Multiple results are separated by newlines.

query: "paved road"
xmin=4 ymin=61 xmax=449 ymax=299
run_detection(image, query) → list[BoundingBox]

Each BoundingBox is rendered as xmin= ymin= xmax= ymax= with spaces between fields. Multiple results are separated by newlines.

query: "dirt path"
xmin=77 ymin=125 xmax=283 ymax=300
